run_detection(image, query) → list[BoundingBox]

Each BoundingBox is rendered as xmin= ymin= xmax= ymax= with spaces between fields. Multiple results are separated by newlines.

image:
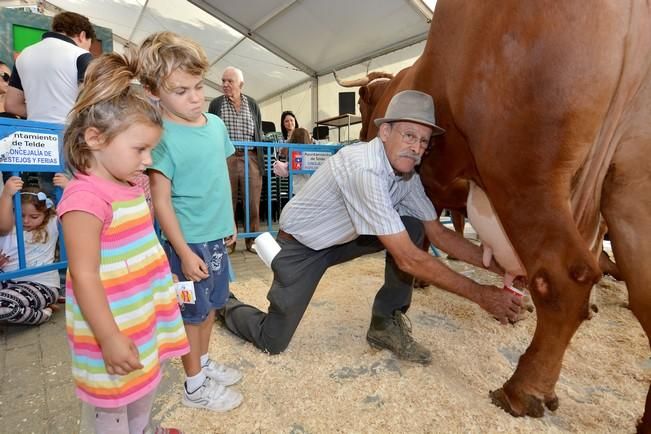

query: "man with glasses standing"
xmin=220 ymin=90 xmax=523 ymax=364
xmin=209 ymin=66 xmax=266 ymax=254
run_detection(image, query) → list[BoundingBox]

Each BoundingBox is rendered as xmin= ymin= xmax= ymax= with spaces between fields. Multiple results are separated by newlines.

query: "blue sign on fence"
xmin=0 ymin=118 xmax=65 ymax=172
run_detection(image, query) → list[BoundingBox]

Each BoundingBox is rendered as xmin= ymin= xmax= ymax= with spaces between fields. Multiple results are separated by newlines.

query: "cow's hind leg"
xmin=601 ymin=145 xmax=651 ymax=433
xmin=482 ymin=185 xmax=601 ymax=418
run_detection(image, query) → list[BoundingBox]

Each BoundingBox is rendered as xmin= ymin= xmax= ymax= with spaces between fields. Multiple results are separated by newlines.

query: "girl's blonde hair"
xmin=288 ymin=127 xmax=311 ymax=144
xmin=20 ymin=187 xmax=56 ymax=244
xmin=137 ymin=31 xmax=209 ymax=95
xmin=64 ymin=51 xmax=163 ymax=174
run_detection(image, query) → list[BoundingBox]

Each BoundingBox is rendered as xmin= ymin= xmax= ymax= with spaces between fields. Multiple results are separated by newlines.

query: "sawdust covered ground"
xmin=153 ymin=253 xmax=649 ymax=433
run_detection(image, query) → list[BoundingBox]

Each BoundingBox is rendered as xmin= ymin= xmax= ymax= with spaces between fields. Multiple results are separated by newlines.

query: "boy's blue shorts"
xmin=163 ymin=239 xmax=230 ymax=325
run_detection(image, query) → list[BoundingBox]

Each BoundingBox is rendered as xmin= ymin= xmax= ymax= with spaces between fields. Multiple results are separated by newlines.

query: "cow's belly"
xmin=467 ymin=181 xmax=526 ymax=281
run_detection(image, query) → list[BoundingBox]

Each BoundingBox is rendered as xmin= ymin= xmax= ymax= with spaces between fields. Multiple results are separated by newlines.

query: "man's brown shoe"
xmin=366 ymin=311 xmax=432 ymax=365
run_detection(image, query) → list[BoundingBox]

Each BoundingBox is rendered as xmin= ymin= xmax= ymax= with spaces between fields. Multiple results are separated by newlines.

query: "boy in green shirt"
xmin=139 ymin=31 xmax=242 ymax=412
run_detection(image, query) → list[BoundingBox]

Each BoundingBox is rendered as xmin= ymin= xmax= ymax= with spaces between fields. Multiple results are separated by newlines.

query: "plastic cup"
xmin=254 ymin=232 xmax=281 ymax=268
xmin=504 ymin=285 xmax=525 ymax=297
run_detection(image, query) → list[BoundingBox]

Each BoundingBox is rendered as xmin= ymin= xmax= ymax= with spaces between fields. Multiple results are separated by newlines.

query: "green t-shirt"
xmin=150 ymin=113 xmax=235 ymax=243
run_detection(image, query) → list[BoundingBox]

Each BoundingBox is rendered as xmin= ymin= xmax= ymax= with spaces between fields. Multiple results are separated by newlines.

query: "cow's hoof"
xmin=508 ymin=310 xmax=529 ymax=324
xmin=522 ymin=294 xmax=535 ymax=313
xmin=490 ymin=388 xmax=545 ymax=418
xmin=544 ymin=394 xmax=559 ymax=411
xmin=638 ymin=414 xmax=651 ymax=434
xmin=586 ymin=302 xmax=599 ymax=320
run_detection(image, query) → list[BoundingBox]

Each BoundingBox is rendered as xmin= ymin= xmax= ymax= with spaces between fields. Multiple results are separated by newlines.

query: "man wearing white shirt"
xmin=5 ymin=11 xmax=95 ymax=123
xmin=5 ymin=11 xmax=95 ymax=197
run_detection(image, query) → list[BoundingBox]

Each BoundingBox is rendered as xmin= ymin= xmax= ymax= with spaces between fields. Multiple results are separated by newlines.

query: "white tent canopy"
xmin=4 ymin=0 xmax=434 ymax=102
xmin=2 ymin=0 xmax=436 ymax=139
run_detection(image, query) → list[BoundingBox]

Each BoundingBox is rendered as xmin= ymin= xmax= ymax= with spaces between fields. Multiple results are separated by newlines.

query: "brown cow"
xmin=345 ymin=65 xmax=621 ymax=280
xmin=365 ymin=1 xmax=651 ymax=430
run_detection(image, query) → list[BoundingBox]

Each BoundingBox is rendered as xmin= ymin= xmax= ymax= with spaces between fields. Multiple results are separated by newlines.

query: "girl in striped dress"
xmin=57 ymin=52 xmax=189 ymax=434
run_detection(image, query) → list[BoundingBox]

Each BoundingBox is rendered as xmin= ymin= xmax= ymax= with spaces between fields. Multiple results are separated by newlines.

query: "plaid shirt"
xmin=220 ymin=95 xmax=255 ymax=142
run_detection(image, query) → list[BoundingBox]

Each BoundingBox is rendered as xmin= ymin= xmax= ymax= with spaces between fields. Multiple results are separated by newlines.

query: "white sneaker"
xmin=182 ymin=378 xmax=242 ymax=412
xmin=202 ymin=359 xmax=242 ymax=386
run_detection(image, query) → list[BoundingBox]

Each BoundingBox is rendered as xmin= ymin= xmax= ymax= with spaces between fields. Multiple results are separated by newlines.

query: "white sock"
xmin=185 ymin=371 xmax=206 ymax=393
xmin=200 ymin=354 xmax=209 ymax=367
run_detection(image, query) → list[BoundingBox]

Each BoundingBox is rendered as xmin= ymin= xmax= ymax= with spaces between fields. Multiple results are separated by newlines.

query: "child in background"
xmin=130 ymin=173 xmax=153 ymax=214
xmin=53 ymin=172 xmax=71 ymax=190
xmin=0 ymin=177 xmax=60 ymax=324
xmin=287 ymin=127 xmax=311 ymax=145
xmin=284 ymin=127 xmax=313 ymax=195
xmin=139 ymin=31 xmax=242 ymax=412
xmin=57 ymin=52 xmax=189 ymax=434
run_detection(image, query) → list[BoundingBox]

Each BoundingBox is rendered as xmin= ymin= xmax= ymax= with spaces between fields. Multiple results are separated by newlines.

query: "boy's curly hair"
xmin=137 ymin=31 xmax=209 ymax=95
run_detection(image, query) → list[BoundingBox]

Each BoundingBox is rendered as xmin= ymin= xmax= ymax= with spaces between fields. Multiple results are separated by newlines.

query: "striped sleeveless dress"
xmin=58 ymin=173 xmax=189 ymax=408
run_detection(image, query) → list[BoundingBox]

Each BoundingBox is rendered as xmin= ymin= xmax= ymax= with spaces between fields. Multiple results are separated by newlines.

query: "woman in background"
xmin=0 ymin=61 xmax=20 ymax=118
xmin=280 ymin=110 xmax=298 ymax=143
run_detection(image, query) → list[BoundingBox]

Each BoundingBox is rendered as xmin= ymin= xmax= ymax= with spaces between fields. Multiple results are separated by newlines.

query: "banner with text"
xmin=291 ymin=150 xmax=332 ymax=172
xmin=0 ymin=123 xmax=64 ymax=172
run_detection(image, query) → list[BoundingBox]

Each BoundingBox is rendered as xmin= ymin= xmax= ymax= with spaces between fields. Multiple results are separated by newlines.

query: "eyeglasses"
xmin=1 ymin=73 xmax=10 ymax=83
xmin=396 ymin=130 xmax=431 ymax=149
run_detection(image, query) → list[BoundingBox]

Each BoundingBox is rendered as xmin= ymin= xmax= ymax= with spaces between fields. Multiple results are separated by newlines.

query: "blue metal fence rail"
xmin=232 ymin=141 xmax=341 ymax=240
xmin=227 ymin=142 xmax=452 ymax=251
xmin=231 ymin=140 xmax=457 ymax=257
